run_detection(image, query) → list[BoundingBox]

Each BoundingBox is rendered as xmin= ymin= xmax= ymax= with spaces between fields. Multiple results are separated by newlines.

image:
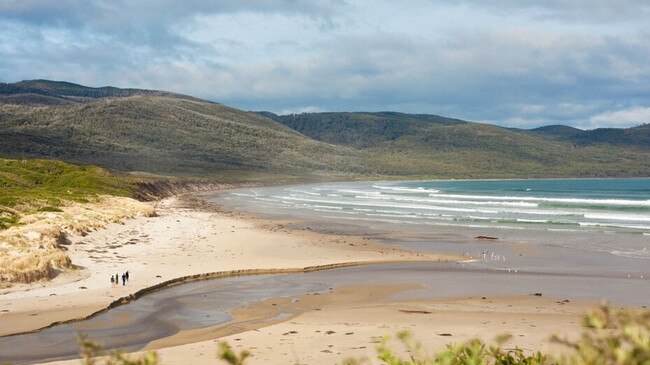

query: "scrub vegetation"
xmin=0 ymin=158 xmax=132 ymax=229
xmin=0 ymin=158 xmax=153 ymax=283
xmin=1 ymin=80 xmax=649 ymax=179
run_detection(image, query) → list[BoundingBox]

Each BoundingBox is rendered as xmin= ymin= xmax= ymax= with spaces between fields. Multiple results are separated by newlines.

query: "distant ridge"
xmin=1 ymin=80 xmax=649 ymax=178
xmin=0 ymin=79 xmax=201 ymax=105
xmin=0 ymin=80 xmax=365 ymax=176
xmin=529 ymin=125 xmax=584 ymax=138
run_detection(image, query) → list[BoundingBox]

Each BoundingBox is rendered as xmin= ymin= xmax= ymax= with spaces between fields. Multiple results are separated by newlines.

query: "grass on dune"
xmin=0 ymin=158 xmax=156 ymax=284
xmin=0 ymin=158 xmax=133 ymax=229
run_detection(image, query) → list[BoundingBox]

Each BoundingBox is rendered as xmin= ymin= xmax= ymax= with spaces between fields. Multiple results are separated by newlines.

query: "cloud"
xmin=1 ymin=0 xmax=649 ymax=129
xmin=588 ymin=107 xmax=650 ymax=129
xmin=457 ymin=0 xmax=650 ymax=23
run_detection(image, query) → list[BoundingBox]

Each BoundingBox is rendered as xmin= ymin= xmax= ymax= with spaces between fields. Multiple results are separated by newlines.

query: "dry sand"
xmin=0 ymin=193 xmax=590 ymax=365
xmin=0 ymin=195 xmax=457 ymax=337
xmin=41 ymin=287 xmax=587 ymax=365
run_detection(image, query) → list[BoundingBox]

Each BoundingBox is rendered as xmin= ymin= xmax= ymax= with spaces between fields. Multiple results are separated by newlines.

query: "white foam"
xmin=578 ymin=222 xmax=650 ymax=230
xmin=427 ymin=193 xmax=650 ymax=207
xmin=611 ymin=248 xmax=650 ymax=260
xmin=358 ymin=194 xmax=539 ymax=208
xmin=584 ymin=213 xmax=650 ymax=222
xmin=270 ymin=195 xmax=500 ymax=214
xmin=372 ymin=185 xmax=440 ymax=194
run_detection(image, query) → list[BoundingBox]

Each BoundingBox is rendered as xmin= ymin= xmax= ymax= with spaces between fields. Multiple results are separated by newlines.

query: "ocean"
xmin=213 ymin=178 xmax=650 ymax=277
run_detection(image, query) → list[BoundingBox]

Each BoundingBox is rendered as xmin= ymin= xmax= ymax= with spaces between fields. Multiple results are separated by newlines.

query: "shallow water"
xmin=212 ymin=180 xmax=650 ymax=277
xmin=1 ymin=262 xmax=648 ymax=364
xmin=2 ymin=179 xmax=649 ymax=364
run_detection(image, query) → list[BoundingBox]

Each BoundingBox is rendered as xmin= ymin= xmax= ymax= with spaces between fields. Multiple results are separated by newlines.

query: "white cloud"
xmin=1 ymin=0 xmax=650 ymax=128
xmin=588 ymin=107 xmax=650 ymax=129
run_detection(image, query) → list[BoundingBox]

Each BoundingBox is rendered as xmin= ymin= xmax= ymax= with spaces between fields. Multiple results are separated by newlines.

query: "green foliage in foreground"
xmin=0 ymin=158 xmax=132 ymax=229
xmin=72 ymin=304 xmax=649 ymax=365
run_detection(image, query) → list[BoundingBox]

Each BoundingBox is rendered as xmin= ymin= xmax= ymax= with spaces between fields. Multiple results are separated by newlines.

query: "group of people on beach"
xmin=111 ymin=271 xmax=130 ymax=286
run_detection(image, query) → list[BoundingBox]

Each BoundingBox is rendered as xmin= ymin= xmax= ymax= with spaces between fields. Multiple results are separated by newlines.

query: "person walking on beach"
xmin=115 ymin=273 xmax=119 ymax=285
xmin=110 ymin=276 xmax=114 ymax=285
xmin=121 ymin=273 xmax=126 ymax=286
xmin=125 ymin=271 xmax=129 ymax=282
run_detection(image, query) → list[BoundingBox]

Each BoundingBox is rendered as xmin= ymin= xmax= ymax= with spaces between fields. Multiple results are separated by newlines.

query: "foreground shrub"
xmin=552 ymin=303 xmax=650 ymax=365
xmin=79 ymin=337 xmax=158 ymax=365
xmin=342 ymin=331 xmax=549 ymax=365
xmin=342 ymin=303 xmax=648 ymax=365
xmin=18 ymin=304 xmax=644 ymax=365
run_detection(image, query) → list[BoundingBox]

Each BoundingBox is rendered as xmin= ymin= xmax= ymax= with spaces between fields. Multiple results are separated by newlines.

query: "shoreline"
xmin=2 ymin=183 xmax=645 ymax=365
xmin=0 ymin=193 xmax=461 ymax=338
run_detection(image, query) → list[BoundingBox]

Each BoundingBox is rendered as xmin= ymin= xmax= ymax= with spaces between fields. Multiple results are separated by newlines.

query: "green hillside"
xmin=263 ymin=112 xmax=650 ymax=178
xmin=1 ymin=80 xmax=649 ymax=179
xmin=0 ymin=85 xmax=368 ymax=177
xmin=527 ymin=123 xmax=650 ymax=148
xmin=0 ymin=158 xmax=132 ymax=229
xmin=0 ymin=79 xmax=192 ymax=105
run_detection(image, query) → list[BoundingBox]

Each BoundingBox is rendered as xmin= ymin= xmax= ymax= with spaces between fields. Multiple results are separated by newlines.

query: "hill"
xmin=568 ymin=124 xmax=650 ymax=148
xmin=0 ymin=79 xmax=193 ymax=105
xmin=528 ymin=125 xmax=584 ymax=138
xmin=527 ymin=123 xmax=650 ymax=149
xmin=0 ymin=81 xmax=368 ymax=177
xmin=262 ymin=112 xmax=650 ymax=178
xmin=1 ymin=80 xmax=649 ymax=179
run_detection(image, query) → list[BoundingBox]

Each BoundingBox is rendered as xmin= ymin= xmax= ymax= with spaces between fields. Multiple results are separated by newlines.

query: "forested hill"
xmin=0 ymin=79 xmax=200 ymax=105
xmin=263 ymin=112 xmax=649 ymax=150
xmin=259 ymin=111 xmax=650 ymax=178
xmin=528 ymin=124 xmax=650 ymax=149
xmin=0 ymin=81 xmax=367 ymax=177
xmin=0 ymin=80 xmax=649 ymax=179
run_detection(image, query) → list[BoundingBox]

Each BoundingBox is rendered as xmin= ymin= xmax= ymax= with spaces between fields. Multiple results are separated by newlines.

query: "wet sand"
xmin=40 ymin=287 xmax=589 ymax=365
xmin=0 ymin=195 xmax=458 ymax=363
xmin=1 ymin=188 xmax=645 ymax=365
xmin=4 ymin=260 xmax=641 ymax=364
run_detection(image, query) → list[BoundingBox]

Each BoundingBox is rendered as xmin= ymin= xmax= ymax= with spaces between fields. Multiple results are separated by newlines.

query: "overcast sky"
xmin=1 ymin=0 xmax=649 ymax=129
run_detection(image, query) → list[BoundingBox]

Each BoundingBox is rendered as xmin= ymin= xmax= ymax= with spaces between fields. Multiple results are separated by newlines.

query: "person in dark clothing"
xmin=125 ymin=271 xmax=129 ymax=281
xmin=116 ymin=273 xmax=119 ymax=284
xmin=121 ymin=273 xmax=126 ymax=286
xmin=111 ymin=276 xmax=114 ymax=285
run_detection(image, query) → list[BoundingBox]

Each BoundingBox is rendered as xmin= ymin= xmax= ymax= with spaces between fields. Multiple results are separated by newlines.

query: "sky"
xmin=1 ymin=0 xmax=649 ymax=129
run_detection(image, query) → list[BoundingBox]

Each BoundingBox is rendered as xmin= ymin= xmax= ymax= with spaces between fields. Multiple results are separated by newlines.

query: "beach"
xmin=0 ymin=194 xmax=455 ymax=340
xmin=1 ymin=182 xmax=644 ymax=364
xmin=41 ymin=292 xmax=588 ymax=365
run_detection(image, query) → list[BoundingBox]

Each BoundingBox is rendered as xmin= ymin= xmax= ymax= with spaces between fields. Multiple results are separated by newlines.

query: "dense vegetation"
xmin=0 ymin=84 xmax=368 ymax=176
xmin=0 ymin=158 xmax=132 ymax=229
xmin=72 ymin=304 xmax=650 ymax=365
xmin=0 ymin=79 xmax=192 ymax=105
xmin=1 ymin=80 xmax=649 ymax=179
xmin=265 ymin=112 xmax=650 ymax=178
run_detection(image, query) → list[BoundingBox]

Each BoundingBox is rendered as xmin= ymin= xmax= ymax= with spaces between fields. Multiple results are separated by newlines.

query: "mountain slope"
xmin=262 ymin=112 xmax=650 ymax=178
xmin=0 ymin=83 xmax=368 ymax=176
xmin=528 ymin=125 xmax=584 ymax=139
xmin=1 ymin=80 xmax=649 ymax=179
xmin=568 ymin=124 xmax=650 ymax=148
xmin=0 ymin=79 xmax=193 ymax=105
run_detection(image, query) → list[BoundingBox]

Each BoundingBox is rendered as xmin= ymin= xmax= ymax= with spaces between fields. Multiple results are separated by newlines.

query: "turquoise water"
xmin=215 ymin=179 xmax=650 ymax=268
xmin=226 ymin=178 xmax=650 ymax=235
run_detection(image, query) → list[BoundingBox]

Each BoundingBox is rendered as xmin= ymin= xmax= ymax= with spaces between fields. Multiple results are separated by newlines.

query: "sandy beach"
xmin=0 ymin=194 xmax=457 ymax=339
xmin=0 ymin=191 xmax=607 ymax=365
xmin=39 ymin=289 xmax=587 ymax=365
